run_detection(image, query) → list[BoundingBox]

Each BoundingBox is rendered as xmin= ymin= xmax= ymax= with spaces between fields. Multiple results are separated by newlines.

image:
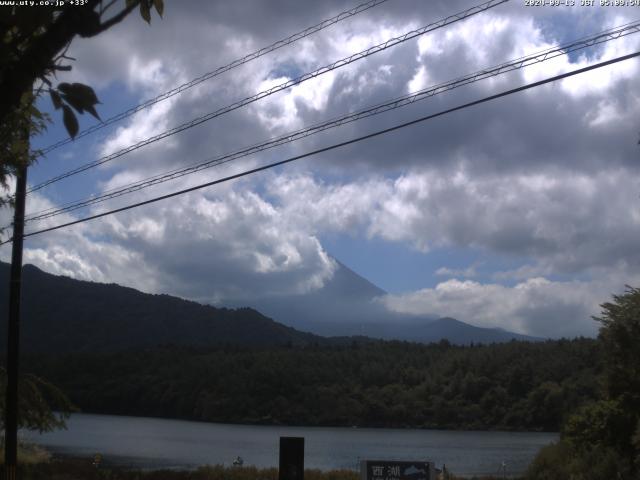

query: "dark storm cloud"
xmin=15 ymin=0 xmax=640 ymax=337
xmin=54 ymin=0 xmax=640 ymax=181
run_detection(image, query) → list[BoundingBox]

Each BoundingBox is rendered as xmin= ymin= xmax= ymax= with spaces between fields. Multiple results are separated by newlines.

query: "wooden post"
xmin=4 ymin=164 xmax=27 ymax=480
xmin=279 ymin=437 xmax=304 ymax=480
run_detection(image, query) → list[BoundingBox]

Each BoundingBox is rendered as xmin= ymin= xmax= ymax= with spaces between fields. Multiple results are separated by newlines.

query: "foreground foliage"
xmin=0 ymin=367 xmax=74 ymax=433
xmin=24 ymin=338 xmax=599 ymax=431
xmin=12 ymin=459 xmax=509 ymax=480
xmin=526 ymin=287 xmax=640 ymax=479
xmin=0 ymin=1 xmax=164 ymax=214
xmin=14 ymin=461 xmax=357 ymax=480
xmin=0 ymin=441 xmax=50 ymax=466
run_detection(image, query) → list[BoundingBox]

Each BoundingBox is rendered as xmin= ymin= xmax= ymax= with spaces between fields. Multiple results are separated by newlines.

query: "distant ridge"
xmin=412 ymin=317 xmax=541 ymax=344
xmin=0 ymin=262 xmax=322 ymax=353
xmin=233 ymin=259 xmax=540 ymax=343
xmin=0 ymin=261 xmax=539 ymax=352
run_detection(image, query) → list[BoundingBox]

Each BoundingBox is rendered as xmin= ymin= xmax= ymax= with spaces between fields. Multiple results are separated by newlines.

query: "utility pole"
xmin=4 ymin=163 xmax=27 ymax=480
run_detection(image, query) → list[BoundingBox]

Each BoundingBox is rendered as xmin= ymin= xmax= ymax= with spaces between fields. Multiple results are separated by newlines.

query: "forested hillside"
xmin=0 ymin=263 xmax=322 ymax=351
xmin=25 ymin=338 xmax=600 ymax=431
xmin=0 ymin=262 xmax=538 ymax=348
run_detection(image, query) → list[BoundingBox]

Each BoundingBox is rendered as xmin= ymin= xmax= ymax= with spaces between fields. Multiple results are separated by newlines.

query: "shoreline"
xmin=23 ymin=414 xmax=549 ymax=478
xmin=16 ymin=454 xmax=522 ymax=480
xmin=52 ymin=410 xmax=562 ymax=434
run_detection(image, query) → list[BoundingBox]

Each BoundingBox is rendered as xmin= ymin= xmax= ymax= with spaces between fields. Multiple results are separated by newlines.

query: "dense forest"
xmin=525 ymin=287 xmax=640 ymax=479
xmin=24 ymin=338 xmax=600 ymax=432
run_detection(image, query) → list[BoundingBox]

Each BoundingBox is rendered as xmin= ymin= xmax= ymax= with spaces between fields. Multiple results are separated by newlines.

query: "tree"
xmin=591 ymin=286 xmax=640 ymax=472
xmin=0 ymin=1 xmax=165 ymax=473
xmin=527 ymin=287 xmax=640 ymax=479
xmin=0 ymin=0 xmax=164 ymax=205
xmin=596 ymin=286 xmax=640 ymax=410
xmin=0 ymin=367 xmax=75 ymax=434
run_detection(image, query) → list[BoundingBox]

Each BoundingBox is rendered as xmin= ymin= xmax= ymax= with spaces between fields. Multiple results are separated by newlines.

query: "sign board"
xmin=360 ymin=460 xmax=435 ymax=480
xmin=279 ymin=437 xmax=304 ymax=480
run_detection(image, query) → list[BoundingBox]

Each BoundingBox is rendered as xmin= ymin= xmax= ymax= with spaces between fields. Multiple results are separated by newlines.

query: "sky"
xmin=2 ymin=0 xmax=640 ymax=338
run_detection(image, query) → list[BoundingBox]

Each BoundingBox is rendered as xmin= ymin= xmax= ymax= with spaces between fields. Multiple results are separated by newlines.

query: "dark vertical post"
xmin=279 ymin=437 xmax=304 ymax=480
xmin=4 ymin=165 xmax=27 ymax=480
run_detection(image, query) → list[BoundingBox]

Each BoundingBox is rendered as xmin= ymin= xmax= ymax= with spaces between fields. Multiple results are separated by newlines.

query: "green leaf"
xmin=85 ymin=104 xmax=101 ymax=121
xmin=57 ymin=82 xmax=72 ymax=94
xmin=10 ymin=139 xmax=28 ymax=155
xmin=61 ymin=94 xmax=84 ymax=114
xmin=58 ymin=83 xmax=82 ymax=112
xmin=74 ymin=83 xmax=99 ymax=104
xmin=62 ymin=105 xmax=79 ymax=139
xmin=140 ymin=0 xmax=151 ymax=24
xmin=126 ymin=0 xmax=138 ymax=7
xmin=30 ymin=105 xmax=43 ymax=120
xmin=77 ymin=10 xmax=101 ymax=38
xmin=58 ymin=82 xmax=100 ymax=116
xmin=50 ymin=90 xmax=63 ymax=110
xmin=58 ymin=82 xmax=99 ymax=105
xmin=153 ymin=0 xmax=164 ymax=17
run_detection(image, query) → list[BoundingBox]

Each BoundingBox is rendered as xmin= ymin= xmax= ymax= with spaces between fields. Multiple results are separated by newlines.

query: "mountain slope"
xmin=233 ymin=260 xmax=538 ymax=343
xmin=0 ymin=261 xmax=538 ymax=351
xmin=412 ymin=317 xmax=540 ymax=344
xmin=0 ymin=262 xmax=321 ymax=353
xmin=230 ymin=259 xmax=395 ymax=336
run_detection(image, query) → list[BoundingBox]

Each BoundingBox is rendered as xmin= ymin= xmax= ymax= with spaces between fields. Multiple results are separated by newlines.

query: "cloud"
xmin=10 ymin=157 xmax=638 ymax=337
xmin=51 ymin=0 xmax=640 ymax=183
xmin=2 ymin=179 xmax=338 ymax=305
xmin=435 ymin=264 xmax=479 ymax=279
xmin=264 ymin=166 xmax=640 ymax=336
xmin=14 ymin=0 xmax=640 ymax=339
xmin=380 ymin=277 xmax=614 ymax=338
xmin=267 ymin=173 xmax=391 ymax=234
xmin=269 ymin=166 xmax=640 ymax=277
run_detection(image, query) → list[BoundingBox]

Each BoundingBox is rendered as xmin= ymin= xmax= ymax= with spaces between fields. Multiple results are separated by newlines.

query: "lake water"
xmin=23 ymin=413 xmax=557 ymax=478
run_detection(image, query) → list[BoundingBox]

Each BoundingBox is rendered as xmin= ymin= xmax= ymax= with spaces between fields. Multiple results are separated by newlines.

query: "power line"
xmin=3 ymin=50 xmax=637 ymax=245
xmin=22 ymin=19 xmax=640 ymax=224
xmin=37 ymin=0 xmax=392 ymax=156
xmin=26 ymin=0 xmax=508 ymax=195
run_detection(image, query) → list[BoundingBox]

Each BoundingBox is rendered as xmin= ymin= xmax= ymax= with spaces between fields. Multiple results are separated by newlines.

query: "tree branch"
xmin=85 ymin=1 xmax=140 ymax=38
xmin=100 ymin=0 xmax=120 ymax=16
xmin=48 ymin=64 xmax=72 ymax=71
xmin=0 ymin=1 xmax=139 ymax=124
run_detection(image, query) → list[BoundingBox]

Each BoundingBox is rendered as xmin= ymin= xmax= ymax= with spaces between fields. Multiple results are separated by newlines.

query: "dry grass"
xmin=14 ymin=459 xmax=360 ymax=480
xmin=10 ymin=457 xmax=519 ymax=480
xmin=0 ymin=441 xmax=51 ymax=465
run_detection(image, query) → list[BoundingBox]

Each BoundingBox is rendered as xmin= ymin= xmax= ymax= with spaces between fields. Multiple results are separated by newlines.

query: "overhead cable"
xmin=3 ymin=49 xmax=637 ymax=245
xmin=27 ymin=0 xmax=508 ymax=195
xmin=37 ymin=0 xmax=393 ymax=156
xmin=22 ymin=19 xmax=640 ymax=223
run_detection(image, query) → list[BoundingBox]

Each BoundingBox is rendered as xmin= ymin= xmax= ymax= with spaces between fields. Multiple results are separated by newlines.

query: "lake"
xmin=23 ymin=413 xmax=557 ymax=478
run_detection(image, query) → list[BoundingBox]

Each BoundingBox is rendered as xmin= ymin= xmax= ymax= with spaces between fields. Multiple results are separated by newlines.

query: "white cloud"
xmin=252 ymin=72 xmax=337 ymax=132
xmin=268 ymin=163 xmax=640 ymax=279
xmin=380 ymin=276 xmax=612 ymax=338
xmin=268 ymin=173 xmax=391 ymax=234
xmin=436 ymin=264 xmax=479 ymax=278
xmin=367 ymin=167 xmax=640 ymax=274
xmin=4 ymin=181 xmax=338 ymax=305
xmin=407 ymin=65 xmax=428 ymax=94
xmin=13 ymin=0 xmax=640 ymax=340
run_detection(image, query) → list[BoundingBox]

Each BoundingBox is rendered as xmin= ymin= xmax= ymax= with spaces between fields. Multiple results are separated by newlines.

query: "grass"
xmin=15 ymin=460 xmax=359 ymax=480
xmin=0 ymin=440 xmax=51 ymax=465
xmin=8 ymin=455 xmax=522 ymax=480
